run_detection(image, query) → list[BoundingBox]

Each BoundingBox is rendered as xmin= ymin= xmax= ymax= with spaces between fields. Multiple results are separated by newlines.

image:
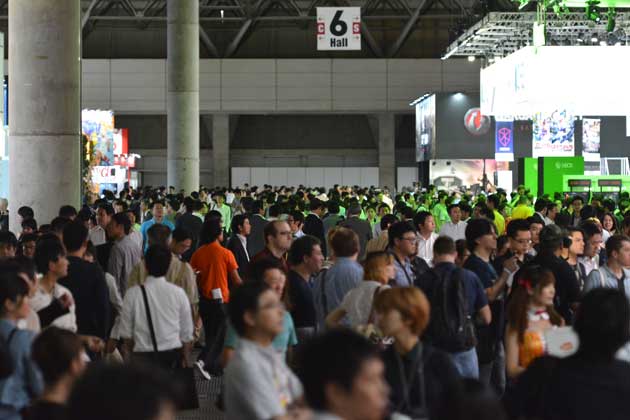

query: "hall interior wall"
xmin=71 ymin=57 xmax=477 ymax=187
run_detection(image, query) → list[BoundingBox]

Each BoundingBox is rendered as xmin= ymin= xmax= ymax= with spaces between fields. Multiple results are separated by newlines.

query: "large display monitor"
xmin=414 ymin=94 xmax=436 ymax=162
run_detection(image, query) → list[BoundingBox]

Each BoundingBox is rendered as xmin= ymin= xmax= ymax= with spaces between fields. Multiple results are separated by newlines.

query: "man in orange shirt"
xmin=191 ymin=219 xmax=242 ymax=377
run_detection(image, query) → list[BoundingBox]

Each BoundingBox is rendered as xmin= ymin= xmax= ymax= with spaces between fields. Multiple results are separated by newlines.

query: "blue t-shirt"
xmin=464 ymin=254 xmax=505 ymax=340
xmin=464 ymin=254 xmax=498 ymax=289
xmin=140 ymin=218 xmax=176 ymax=250
xmin=224 ymin=311 xmax=298 ymax=356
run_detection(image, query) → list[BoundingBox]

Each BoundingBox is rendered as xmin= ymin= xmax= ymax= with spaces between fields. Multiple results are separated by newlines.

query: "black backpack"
xmin=0 ymin=328 xmax=17 ymax=379
xmin=425 ymin=267 xmax=477 ymax=353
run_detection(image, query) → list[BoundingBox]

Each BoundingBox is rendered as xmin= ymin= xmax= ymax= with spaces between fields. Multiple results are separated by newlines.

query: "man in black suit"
xmin=176 ymin=196 xmax=203 ymax=261
xmin=340 ymin=203 xmax=373 ymax=260
xmin=303 ymin=198 xmax=327 ymax=257
xmin=227 ymin=214 xmax=251 ymax=279
xmin=59 ymin=221 xmax=111 ymax=340
xmin=247 ymin=200 xmax=268 ymax=258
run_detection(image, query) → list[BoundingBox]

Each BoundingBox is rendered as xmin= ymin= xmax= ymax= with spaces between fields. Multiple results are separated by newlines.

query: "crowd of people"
xmin=1 ymin=182 xmax=630 ymax=420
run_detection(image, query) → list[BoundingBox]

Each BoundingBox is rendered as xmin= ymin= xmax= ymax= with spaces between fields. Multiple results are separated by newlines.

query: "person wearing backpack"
xmin=417 ymin=236 xmax=491 ymax=379
xmin=0 ymin=269 xmax=44 ymax=420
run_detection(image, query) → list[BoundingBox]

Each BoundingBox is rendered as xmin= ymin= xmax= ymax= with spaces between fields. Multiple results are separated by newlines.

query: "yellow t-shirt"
xmin=493 ymin=210 xmax=506 ymax=235
xmin=511 ymin=205 xmax=534 ymax=220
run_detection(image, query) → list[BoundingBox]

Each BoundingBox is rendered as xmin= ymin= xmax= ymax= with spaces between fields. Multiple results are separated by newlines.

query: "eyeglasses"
xmin=401 ymin=237 xmax=418 ymax=244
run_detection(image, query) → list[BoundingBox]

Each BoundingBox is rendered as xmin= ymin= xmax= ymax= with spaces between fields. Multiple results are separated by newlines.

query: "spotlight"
xmin=467 ymin=55 xmax=476 ymax=62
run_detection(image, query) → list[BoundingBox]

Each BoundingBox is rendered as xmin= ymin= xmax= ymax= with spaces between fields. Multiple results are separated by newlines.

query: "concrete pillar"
xmin=212 ymin=114 xmax=230 ymax=188
xmin=167 ymin=0 xmax=199 ymax=192
xmin=378 ymin=113 xmax=396 ymax=190
xmin=9 ymin=0 xmax=81 ymax=231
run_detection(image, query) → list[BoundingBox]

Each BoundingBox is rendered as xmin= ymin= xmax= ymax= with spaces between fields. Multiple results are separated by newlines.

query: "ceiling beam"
xmin=199 ymin=26 xmax=221 ymax=57
xmin=82 ymin=0 xmax=102 ymax=30
xmin=224 ymin=0 xmax=269 ymax=58
xmin=387 ymin=0 xmax=431 ymax=57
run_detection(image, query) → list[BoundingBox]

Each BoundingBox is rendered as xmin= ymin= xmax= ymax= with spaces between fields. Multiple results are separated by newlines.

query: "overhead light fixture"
xmin=467 ymin=55 xmax=476 ymax=62
xmin=220 ymin=9 xmax=225 ymax=19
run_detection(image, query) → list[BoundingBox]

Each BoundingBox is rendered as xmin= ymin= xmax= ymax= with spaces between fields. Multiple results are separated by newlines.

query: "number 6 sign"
xmin=317 ymin=7 xmax=361 ymax=51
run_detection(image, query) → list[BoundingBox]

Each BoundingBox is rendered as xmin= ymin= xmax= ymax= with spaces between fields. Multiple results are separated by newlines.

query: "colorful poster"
xmin=415 ymin=94 xmax=435 ymax=162
xmin=82 ymin=109 xmax=115 ymax=166
xmin=532 ymin=110 xmax=575 ymax=158
xmin=429 ymin=159 xmax=509 ymax=192
xmin=495 ymin=120 xmax=514 ymax=162
xmin=582 ymin=118 xmax=601 ymax=162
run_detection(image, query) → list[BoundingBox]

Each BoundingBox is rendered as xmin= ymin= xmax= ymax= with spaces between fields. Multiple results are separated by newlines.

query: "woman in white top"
xmin=325 ymin=251 xmax=393 ymax=328
xmin=31 ymin=236 xmax=77 ymax=332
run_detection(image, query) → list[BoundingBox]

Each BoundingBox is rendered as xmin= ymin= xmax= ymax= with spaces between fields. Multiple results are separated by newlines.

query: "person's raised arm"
xmin=486 ymin=256 xmax=517 ymax=301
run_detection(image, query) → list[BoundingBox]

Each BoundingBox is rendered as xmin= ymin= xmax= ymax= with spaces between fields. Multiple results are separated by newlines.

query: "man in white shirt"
xmin=583 ymin=235 xmax=630 ymax=300
xmin=545 ymin=201 xmax=558 ymax=226
xmin=579 ymin=221 xmax=604 ymax=276
xmin=89 ymin=203 xmax=113 ymax=246
xmin=439 ymin=203 xmax=468 ymax=241
xmin=414 ymin=211 xmax=439 ymax=266
xmin=120 ymin=245 xmax=194 ymax=369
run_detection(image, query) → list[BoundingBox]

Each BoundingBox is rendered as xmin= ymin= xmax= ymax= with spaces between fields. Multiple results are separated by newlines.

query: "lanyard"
xmin=394 ymin=343 xmax=427 ymax=418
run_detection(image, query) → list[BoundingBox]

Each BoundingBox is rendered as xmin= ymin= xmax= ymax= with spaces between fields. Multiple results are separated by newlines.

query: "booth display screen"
xmin=415 ymin=94 xmax=435 ymax=162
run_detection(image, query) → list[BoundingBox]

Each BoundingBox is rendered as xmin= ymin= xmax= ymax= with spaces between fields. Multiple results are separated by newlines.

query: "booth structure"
xmin=432 ymin=8 xmax=630 ymax=194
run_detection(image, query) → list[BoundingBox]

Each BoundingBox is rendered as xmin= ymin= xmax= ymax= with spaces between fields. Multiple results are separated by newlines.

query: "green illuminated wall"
xmin=539 ymin=157 xmax=584 ymax=195
xmin=523 ymin=158 xmax=539 ymax=197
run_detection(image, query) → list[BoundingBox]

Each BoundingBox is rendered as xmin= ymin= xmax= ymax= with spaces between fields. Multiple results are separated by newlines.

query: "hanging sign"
xmin=532 ymin=110 xmax=575 ymax=158
xmin=317 ymin=8 xmax=361 ymax=50
xmin=495 ymin=120 xmax=514 ymax=162
xmin=582 ymin=118 xmax=601 ymax=162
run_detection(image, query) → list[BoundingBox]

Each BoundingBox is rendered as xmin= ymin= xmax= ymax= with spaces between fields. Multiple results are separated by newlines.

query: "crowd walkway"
xmin=176 ymin=370 xmax=224 ymax=420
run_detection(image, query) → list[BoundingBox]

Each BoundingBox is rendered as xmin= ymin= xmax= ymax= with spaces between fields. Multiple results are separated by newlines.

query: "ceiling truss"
xmin=0 ymin=0 xmax=482 ymax=58
xmin=443 ymin=11 xmax=630 ymax=60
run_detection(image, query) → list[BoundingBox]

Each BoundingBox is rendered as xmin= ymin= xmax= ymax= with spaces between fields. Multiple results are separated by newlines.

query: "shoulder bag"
xmin=140 ymin=285 xmax=199 ymax=410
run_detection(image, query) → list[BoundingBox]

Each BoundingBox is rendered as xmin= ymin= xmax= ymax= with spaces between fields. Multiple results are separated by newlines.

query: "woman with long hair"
xmin=600 ymin=212 xmax=618 ymax=240
xmin=505 ymin=264 xmax=564 ymax=379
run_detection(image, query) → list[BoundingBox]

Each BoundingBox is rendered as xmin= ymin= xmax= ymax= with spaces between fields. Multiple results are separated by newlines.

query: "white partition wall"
xmin=231 ymin=167 xmax=382 ymax=188
xmin=397 ymin=167 xmax=418 ymax=191
xmin=231 ymin=167 xmax=384 ymax=189
xmin=70 ymin=58 xmax=482 ymax=114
